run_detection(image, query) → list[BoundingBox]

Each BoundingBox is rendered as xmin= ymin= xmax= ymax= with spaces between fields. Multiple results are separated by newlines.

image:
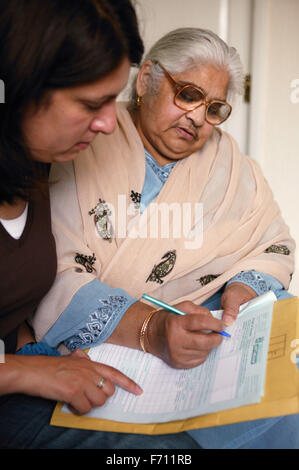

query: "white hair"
xmin=130 ymin=27 xmax=244 ymax=106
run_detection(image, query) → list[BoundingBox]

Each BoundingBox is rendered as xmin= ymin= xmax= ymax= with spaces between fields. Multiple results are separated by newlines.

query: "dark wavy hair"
xmin=0 ymin=0 xmax=144 ymax=203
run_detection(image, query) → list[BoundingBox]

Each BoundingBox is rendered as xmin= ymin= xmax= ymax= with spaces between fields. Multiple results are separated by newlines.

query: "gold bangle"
xmin=139 ymin=309 xmax=159 ymax=353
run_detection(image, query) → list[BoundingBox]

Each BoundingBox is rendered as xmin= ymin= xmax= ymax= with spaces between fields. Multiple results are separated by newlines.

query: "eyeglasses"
xmin=154 ymin=61 xmax=232 ymax=126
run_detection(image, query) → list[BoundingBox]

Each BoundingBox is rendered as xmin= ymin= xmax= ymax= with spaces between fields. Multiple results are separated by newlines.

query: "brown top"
xmin=0 ymin=188 xmax=57 ymax=353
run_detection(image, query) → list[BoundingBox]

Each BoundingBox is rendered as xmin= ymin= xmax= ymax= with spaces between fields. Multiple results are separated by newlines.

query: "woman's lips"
xmin=176 ymin=127 xmax=196 ymax=140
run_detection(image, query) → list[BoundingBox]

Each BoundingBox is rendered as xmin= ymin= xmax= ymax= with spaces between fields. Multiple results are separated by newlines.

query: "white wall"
xmin=135 ymin=0 xmax=221 ymax=48
xmin=249 ymin=0 xmax=299 ymax=294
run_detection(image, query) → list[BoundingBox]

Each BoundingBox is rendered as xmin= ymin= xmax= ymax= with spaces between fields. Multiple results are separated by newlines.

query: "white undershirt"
xmin=0 ymin=203 xmax=28 ymax=239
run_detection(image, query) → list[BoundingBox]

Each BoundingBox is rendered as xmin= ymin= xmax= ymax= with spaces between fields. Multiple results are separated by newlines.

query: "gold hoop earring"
xmin=137 ymin=96 xmax=142 ymax=107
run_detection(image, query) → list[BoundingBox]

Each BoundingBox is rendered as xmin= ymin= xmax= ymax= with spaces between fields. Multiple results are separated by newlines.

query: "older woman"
xmin=0 ymin=1 xmax=201 ymax=451
xmin=33 ymin=28 xmax=298 ymax=448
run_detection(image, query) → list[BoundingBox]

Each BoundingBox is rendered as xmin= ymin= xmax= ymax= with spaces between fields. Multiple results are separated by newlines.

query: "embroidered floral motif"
xmin=89 ymin=199 xmax=113 ymax=243
xmin=146 ymin=250 xmax=176 ymax=284
xmin=264 ymin=244 xmax=290 ymax=255
xmin=197 ymin=274 xmax=220 ymax=286
xmin=130 ymin=190 xmax=141 ymax=209
xmin=64 ymin=295 xmax=127 ymax=351
xmin=75 ymin=253 xmax=96 ymax=273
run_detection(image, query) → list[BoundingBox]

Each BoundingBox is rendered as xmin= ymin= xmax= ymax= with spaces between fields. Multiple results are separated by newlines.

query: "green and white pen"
xmin=142 ymin=293 xmax=231 ymax=338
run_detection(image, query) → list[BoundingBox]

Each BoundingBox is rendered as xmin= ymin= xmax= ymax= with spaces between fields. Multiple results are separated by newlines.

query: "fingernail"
xmin=135 ymin=385 xmax=143 ymax=395
xmin=223 ymin=315 xmax=235 ymax=326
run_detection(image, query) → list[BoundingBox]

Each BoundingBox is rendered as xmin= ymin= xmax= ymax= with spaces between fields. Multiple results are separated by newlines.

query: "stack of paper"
xmin=58 ymin=291 xmax=278 ymax=425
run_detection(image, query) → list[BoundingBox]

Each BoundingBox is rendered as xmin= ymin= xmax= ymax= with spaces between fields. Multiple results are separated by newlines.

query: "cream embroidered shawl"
xmin=33 ymin=103 xmax=295 ymax=340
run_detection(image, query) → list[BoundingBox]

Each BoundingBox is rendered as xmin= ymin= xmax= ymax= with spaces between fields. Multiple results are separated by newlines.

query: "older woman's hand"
xmin=146 ymin=301 xmax=225 ymax=369
xmin=221 ymin=282 xmax=257 ymax=326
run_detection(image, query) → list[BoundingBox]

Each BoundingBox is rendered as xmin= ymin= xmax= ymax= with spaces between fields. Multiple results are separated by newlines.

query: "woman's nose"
xmin=185 ymin=103 xmax=206 ymax=126
xmin=89 ymin=101 xmax=117 ymax=135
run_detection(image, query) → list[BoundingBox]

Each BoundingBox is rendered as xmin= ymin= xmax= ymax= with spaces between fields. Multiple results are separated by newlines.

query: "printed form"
xmin=62 ymin=291 xmax=276 ymax=423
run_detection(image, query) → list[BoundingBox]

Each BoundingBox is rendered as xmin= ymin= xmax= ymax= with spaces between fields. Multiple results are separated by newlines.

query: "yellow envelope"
xmin=51 ymin=297 xmax=299 ymax=434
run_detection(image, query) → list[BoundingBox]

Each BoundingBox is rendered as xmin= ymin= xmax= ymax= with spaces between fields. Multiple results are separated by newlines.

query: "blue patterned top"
xmin=145 ymin=149 xmax=176 ymax=183
xmin=140 ymin=149 xmax=177 ymax=212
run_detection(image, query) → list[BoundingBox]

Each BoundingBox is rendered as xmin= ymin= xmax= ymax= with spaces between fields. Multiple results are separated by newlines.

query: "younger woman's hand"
xmin=4 ymin=351 xmax=143 ymax=415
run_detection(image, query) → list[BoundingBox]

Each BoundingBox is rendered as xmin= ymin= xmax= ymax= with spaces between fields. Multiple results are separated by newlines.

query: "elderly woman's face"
xmin=135 ymin=63 xmax=229 ymax=166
